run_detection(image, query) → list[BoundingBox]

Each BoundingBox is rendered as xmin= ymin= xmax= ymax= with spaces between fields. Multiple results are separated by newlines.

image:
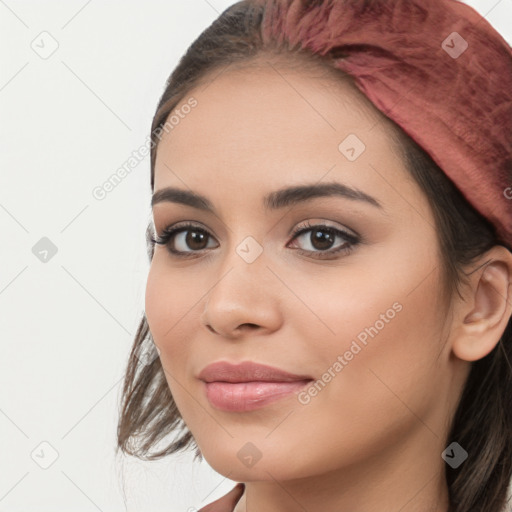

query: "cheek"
xmin=303 ymin=263 xmax=445 ymax=424
xmin=145 ymin=263 xmax=170 ymax=342
xmin=144 ymin=262 xmax=202 ymax=417
xmin=144 ymin=260 xmax=199 ymax=361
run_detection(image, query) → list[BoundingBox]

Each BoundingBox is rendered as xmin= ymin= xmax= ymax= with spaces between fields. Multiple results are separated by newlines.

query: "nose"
xmin=200 ymin=254 xmax=283 ymax=339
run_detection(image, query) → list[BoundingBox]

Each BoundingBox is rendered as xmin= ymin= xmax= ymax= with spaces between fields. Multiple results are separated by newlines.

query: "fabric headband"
xmin=260 ymin=0 xmax=512 ymax=249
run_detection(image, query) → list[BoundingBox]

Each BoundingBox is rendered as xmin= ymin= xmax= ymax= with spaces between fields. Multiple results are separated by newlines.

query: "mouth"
xmin=198 ymin=361 xmax=314 ymax=412
xmin=202 ymin=380 xmax=314 ymax=412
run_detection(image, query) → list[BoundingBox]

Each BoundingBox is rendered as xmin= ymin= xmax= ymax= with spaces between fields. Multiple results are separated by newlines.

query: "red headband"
xmin=261 ymin=0 xmax=512 ymax=249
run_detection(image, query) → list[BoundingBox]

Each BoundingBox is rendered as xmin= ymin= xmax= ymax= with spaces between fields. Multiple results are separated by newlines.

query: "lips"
xmin=198 ymin=361 xmax=314 ymax=412
xmin=198 ymin=360 xmax=313 ymax=383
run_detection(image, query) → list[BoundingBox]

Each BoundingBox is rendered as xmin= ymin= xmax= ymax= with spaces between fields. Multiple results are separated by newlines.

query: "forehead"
xmin=159 ymin=64 xmax=386 ymax=145
xmin=152 ymin=63 xmax=412 ymax=213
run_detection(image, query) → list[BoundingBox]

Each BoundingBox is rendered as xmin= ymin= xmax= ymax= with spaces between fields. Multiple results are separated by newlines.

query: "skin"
xmin=145 ymin=57 xmax=512 ymax=512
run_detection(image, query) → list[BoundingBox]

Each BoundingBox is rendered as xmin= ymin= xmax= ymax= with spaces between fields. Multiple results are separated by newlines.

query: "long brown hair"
xmin=116 ymin=2 xmax=512 ymax=510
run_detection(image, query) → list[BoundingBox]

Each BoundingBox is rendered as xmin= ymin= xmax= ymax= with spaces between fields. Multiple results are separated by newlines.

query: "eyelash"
xmin=150 ymin=220 xmax=360 ymax=260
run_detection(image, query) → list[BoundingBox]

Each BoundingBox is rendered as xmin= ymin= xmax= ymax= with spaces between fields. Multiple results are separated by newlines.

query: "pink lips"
xmin=198 ymin=361 xmax=313 ymax=412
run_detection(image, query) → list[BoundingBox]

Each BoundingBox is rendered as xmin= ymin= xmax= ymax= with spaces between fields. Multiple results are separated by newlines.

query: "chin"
xmin=197 ymin=440 xmax=317 ymax=482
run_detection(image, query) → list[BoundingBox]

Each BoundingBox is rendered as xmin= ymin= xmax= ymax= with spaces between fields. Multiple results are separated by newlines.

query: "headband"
xmin=261 ymin=0 xmax=512 ymax=248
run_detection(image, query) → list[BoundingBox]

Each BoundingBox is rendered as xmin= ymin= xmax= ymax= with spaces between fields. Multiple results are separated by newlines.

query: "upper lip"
xmin=198 ymin=361 xmax=313 ymax=383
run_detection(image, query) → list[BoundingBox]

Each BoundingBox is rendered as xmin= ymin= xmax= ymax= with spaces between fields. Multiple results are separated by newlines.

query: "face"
xmin=145 ymin=61 xmax=461 ymax=483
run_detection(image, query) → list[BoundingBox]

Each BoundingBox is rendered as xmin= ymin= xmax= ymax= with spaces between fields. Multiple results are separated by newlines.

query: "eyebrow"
xmin=151 ymin=182 xmax=383 ymax=212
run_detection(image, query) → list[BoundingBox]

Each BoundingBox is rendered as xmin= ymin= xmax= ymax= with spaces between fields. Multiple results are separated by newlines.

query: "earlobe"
xmin=452 ymin=250 xmax=512 ymax=363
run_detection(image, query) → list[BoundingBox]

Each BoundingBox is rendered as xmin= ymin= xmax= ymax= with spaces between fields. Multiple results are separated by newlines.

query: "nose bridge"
xmin=217 ymin=229 xmax=270 ymax=293
xmin=218 ymin=206 xmax=270 ymax=268
xmin=206 ymin=196 xmax=290 ymax=293
xmin=200 ymin=226 xmax=282 ymax=335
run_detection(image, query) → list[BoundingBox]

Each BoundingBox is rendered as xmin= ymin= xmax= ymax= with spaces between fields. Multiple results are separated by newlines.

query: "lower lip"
xmin=203 ymin=380 xmax=312 ymax=412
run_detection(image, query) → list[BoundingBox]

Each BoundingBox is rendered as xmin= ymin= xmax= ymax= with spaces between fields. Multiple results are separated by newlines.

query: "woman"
xmin=117 ymin=1 xmax=512 ymax=511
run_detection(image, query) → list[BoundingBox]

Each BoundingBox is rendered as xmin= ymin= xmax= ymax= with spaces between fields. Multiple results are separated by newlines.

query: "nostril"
xmin=239 ymin=323 xmax=259 ymax=330
xmin=205 ymin=323 xmax=259 ymax=336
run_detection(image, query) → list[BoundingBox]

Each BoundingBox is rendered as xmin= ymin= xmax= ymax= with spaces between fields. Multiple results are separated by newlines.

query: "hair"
xmin=116 ymin=1 xmax=512 ymax=511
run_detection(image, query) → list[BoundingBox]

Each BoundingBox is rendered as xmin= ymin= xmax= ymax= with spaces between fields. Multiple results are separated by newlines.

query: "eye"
xmin=150 ymin=222 xmax=217 ymax=257
xmin=150 ymin=220 xmax=360 ymax=260
xmin=287 ymin=220 xmax=360 ymax=259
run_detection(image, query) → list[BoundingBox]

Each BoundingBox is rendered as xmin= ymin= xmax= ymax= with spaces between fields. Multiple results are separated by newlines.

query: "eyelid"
xmin=154 ymin=218 xmax=357 ymax=243
xmin=291 ymin=218 xmax=359 ymax=238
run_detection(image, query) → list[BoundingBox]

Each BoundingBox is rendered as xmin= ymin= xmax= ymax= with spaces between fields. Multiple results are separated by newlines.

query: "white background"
xmin=1 ymin=1 xmax=511 ymax=511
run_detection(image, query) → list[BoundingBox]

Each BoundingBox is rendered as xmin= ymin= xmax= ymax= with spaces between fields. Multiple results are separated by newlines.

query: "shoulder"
xmin=198 ymin=483 xmax=245 ymax=512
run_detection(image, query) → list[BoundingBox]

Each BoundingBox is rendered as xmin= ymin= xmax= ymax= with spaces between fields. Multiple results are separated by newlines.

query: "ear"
xmin=451 ymin=245 xmax=512 ymax=362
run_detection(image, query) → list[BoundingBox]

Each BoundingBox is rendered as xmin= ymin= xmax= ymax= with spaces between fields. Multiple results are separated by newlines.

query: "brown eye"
xmin=151 ymin=223 xmax=218 ymax=256
xmin=306 ymin=227 xmax=337 ymax=250
xmin=288 ymin=222 xmax=360 ymax=259
xmin=180 ymin=229 xmax=210 ymax=251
